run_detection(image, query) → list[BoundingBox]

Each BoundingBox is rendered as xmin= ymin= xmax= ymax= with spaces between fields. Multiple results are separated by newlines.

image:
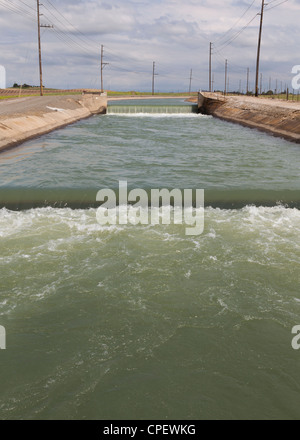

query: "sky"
xmin=0 ymin=0 xmax=299 ymax=92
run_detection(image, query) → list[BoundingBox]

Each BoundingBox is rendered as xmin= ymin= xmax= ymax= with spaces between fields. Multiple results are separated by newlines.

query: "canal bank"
xmin=0 ymin=92 xmax=107 ymax=152
xmin=198 ymin=92 xmax=300 ymax=144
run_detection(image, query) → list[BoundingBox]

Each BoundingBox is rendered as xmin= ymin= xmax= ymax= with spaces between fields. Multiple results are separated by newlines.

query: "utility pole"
xmin=255 ymin=0 xmax=265 ymax=97
xmin=36 ymin=1 xmax=53 ymax=96
xmin=224 ymin=59 xmax=228 ymax=96
xmin=152 ymin=62 xmax=158 ymax=95
xmin=209 ymin=42 xmax=212 ymax=92
xmin=212 ymin=74 xmax=215 ymax=92
xmin=101 ymin=45 xmax=109 ymax=92
xmin=260 ymin=73 xmax=263 ymax=95
xmin=189 ymin=69 xmax=193 ymax=94
xmin=246 ymin=67 xmax=249 ymax=94
xmin=37 ymin=0 xmax=43 ymax=96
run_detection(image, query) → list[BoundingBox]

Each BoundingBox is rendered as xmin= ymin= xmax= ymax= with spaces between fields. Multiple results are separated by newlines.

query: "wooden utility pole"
xmin=101 ymin=45 xmax=104 ymax=92
xmin=224 ymin=59 xmax=228 ymax=96
xmin=36 ymin=1 xmax=53 ymax=97
xmin=152 ymin=62 xmax=158 ymax=95
xmin=37 ymin=1 xmax=43 ymax=96
xmin=246 ymin=67 xmax=249 ymax=94
xmin=189 ymin=69 xmax=193 ymax=94
xmin=101 ymin=45 xmax=109 ymax=92
xmin=209 ymin=42 xmax=212 ymax=92
xmin=255 ymin=0 xmax=265 ymax=97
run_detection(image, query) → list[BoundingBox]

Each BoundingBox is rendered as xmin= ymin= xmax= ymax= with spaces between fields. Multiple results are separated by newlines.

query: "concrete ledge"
xmin=198 ymin=92 xmax=300 ymax=144
xmin=0 ymin=92 xmax=107 ymax=152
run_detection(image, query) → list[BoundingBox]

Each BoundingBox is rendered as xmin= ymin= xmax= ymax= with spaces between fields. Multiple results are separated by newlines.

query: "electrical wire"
xmin=44 ymin=0 xmax=100 ymax=47
xmin=41 ymin=8 xmax=98 ymax=55
xmin=0 ymin=0 xmax=36 ymax=20
xmin=265 ymin=0 xmax=289 ymax=12
xmin=213 ymin=13 xmax=259 ymax=53
xmin=16 ymin=0 xmax=36 ymax=12
xmin=214 ymin=0 xmax=257 ymax=43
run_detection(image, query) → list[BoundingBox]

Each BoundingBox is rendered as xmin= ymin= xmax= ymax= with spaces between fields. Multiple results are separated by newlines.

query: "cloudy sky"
xmin=0 ymin=0 xmax=299 ymax=92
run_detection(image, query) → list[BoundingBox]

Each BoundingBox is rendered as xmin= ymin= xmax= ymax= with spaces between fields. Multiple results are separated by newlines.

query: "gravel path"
xmin=0 ymin=95 xmax=83 ymax=120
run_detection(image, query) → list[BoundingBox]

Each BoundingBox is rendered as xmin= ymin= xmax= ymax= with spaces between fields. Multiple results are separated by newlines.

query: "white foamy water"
xmin=0 ymin=205 xmax=300 ymax=419
xmin=106 ymin=112 xmax=207 ymax=118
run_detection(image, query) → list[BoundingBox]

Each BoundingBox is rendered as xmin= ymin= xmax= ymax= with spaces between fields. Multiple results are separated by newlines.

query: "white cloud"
xmin=0 ymin=0 xmax=299 ymax=92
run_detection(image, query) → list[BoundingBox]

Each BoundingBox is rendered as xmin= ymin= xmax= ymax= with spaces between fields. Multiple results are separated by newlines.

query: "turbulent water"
xmin=0 ymin=99 xmax=300 ymax=420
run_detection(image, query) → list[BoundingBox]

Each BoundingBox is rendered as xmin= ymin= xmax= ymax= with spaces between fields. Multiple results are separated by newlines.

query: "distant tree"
xmin=12 ymin=83 xmax=36 ymax=88
xmin=262 ymin=90 xmax=274 ymax=95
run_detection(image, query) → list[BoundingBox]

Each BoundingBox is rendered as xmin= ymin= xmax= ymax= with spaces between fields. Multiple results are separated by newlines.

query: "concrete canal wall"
xmin=198 ymin=92 xmax=300 ymax=144
xmin=0 ymin=92 xmax=107 ymax=152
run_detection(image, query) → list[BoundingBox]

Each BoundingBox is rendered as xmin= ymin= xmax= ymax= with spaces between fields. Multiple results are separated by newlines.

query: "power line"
xmin=265 ymin=0 xmax=289 ymax=11
xmin=41 ymin=10 xmax=98 ymax=57
xmin=214 ymin=0 xmax=257 ymax=44
xmin=17 ymin=0 xmax=36 ymax=12
xmin=42 ymin=3 xmax=99 ymax=51
xmin=49 ymin=25 xmax=97 ymax=56
xmin=44 ymin=0 xmax=100 ymax=47
xmin=0 ymin=0 xmax=36 ymax=20
xmin=213 ymin=13 xmax=259 ymax=53
xmin=104 ymin=47 xmax=157 ymax=72
xmin=41 ymin=8 xmax=97 ymax=55
xmin=213 ymin=49 xmax=250 ymax=73
xmin=51 ymin=28 xmax=95 ymax=57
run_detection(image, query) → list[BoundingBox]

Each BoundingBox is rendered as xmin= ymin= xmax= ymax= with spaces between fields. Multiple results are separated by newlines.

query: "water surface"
xmin=0 ymin=100 xmax=299 ymax=420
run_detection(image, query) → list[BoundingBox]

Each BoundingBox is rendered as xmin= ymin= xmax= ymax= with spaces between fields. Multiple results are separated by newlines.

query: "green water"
xmin=0 ymin=100 xmax=300 ymax=420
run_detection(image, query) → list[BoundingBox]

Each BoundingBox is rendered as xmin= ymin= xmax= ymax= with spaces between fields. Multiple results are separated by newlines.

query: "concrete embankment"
xmin=198 ymin=92 xmax=300 ymax=144
xmin=0 ymin=92 xmax=107 ymax=152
